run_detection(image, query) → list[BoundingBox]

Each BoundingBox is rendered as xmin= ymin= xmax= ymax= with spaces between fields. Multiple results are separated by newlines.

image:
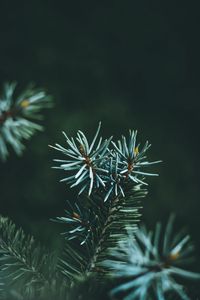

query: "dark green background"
xmin=0 ymin=0 xmax=200 ymax=275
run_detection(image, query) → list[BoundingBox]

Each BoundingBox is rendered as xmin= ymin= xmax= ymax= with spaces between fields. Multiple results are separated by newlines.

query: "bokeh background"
xmin=0 ymin=0 xmax=200 ymax=278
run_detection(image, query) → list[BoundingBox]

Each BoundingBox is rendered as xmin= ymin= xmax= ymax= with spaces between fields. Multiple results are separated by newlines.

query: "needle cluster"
xmin=0 ymin=82 xmax=52 ymax=161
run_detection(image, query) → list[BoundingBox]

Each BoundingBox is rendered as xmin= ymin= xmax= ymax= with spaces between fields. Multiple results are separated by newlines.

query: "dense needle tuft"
xmin=111 ymin=130 xmax=161 ymax=186
xmin=51 ymin=124 xmax=161 ymax=200
xmin=50 ymin=122 xmax=112 ymax=196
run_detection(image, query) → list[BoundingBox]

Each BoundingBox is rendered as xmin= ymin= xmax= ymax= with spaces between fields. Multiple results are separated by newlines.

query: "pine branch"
xmin=87 ymin=195 xmax=121 ymax=272
xmin=0 ymin=216 xmax=58 ymax=299
xmin=0 ymin=82 xmax=53 ymax=161
xmin=87 ymin=186 xmax=146 ymax=273
xmin=51 ymin=124 xmax=159 ymax=283
xmin=57 ymin=190 xmax=144 ymax=282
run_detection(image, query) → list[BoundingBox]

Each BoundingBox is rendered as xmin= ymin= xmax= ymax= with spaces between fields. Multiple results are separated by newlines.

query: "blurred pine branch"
xmin=0 ymin=82 xmax=53 ymax=161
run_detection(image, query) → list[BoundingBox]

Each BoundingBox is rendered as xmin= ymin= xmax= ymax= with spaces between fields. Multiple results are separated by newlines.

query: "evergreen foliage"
xmin=50 ymin=123 xmax=158 ymax=279
xmin=0 ymin=122 xmax=199 ymax=300
xmin=0 ymin=82 xmax=52 ymax=161
xmin=50 ymin=122 xmax=160 ymax=198
xmin=0 ymin=216 xmax=68 ymax=300
xmin=102 ymin=214 xmax=200 ymax=300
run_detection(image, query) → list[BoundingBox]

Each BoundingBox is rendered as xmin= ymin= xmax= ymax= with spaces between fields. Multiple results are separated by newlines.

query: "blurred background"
xmin=0 ymin=0 xmax=200 ymax=272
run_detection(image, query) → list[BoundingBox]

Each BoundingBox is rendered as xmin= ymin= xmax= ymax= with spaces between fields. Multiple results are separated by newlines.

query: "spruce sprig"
xmin=0 ymin=82 xmax=53 ymax=161
xmin=50 ymin=123 xmax=160 ymax=201
xmin=51 ymin=123 xmax=159 ymax=280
